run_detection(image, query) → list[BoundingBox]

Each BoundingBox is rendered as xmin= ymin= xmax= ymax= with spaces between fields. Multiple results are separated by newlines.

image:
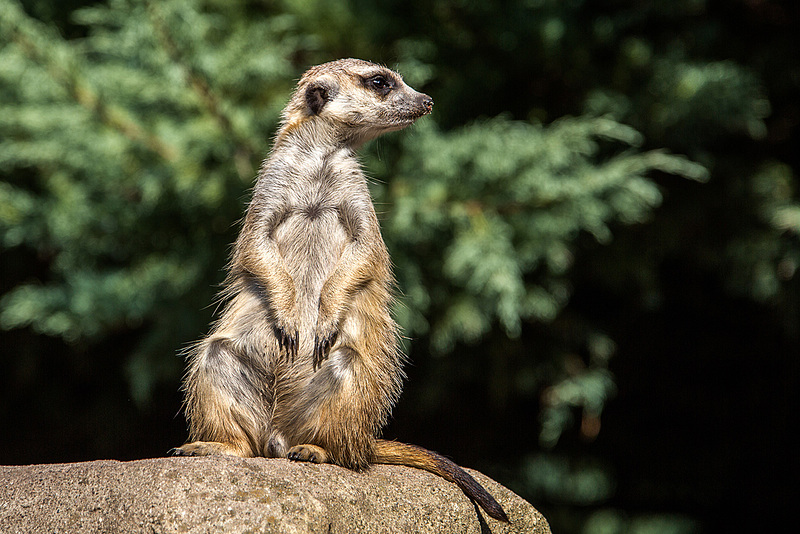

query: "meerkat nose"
xmin=420 ymin=94 xmax=433 ymax=113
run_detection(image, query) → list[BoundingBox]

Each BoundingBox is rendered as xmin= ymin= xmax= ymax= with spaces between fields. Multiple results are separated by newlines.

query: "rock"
xmin=0 ymin=456 xmax=549 ymax=533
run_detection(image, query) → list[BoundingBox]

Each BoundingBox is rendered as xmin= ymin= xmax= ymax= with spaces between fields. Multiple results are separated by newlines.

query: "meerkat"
xmin=169 ymin=58 xmax=509 ymax=523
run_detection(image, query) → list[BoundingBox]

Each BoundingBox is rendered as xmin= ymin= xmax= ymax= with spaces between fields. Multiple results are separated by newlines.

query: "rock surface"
xmin=0 ymin=456 xmax=549 ymax=533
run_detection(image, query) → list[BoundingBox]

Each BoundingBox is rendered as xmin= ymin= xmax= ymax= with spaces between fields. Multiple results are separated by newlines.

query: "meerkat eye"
xmin=366 ymin=75 xmax=393 ymax=94
xmin=372 ymin=76 xmax=389 ymax=89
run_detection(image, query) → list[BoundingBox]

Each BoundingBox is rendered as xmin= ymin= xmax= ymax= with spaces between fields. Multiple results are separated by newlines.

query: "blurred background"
xmin=1 ymin=1 xmax=797 ymax=532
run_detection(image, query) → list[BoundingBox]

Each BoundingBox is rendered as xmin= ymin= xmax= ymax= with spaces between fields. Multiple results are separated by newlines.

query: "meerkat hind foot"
xmin=168 ymin=441 xmax=247 ymax=457
xmin=287 ymin=444 xmax=329 ymax=464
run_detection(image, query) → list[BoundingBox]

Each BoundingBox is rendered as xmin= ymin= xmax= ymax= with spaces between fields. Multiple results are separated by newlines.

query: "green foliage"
xmin=386 ymin=117 xmax=705 ymax=351
xmin=520 ymin=453 xmax=615 ymax=506
xmin=1 ymin=0 xmax=706 ymax=405
xmin=0 ymin=0 xmax=299 ymax=399
xmin=583 ymin=510 xmax=701 ymax=534
xmin=723 ymin=161 xmax=800 ymax=302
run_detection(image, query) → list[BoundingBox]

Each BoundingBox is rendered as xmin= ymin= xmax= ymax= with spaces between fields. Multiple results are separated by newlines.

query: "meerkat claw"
xmin=313 ymin=331 xmax=338 ymax=370
xmin=275 ymin=326 xmax=298 ymax=362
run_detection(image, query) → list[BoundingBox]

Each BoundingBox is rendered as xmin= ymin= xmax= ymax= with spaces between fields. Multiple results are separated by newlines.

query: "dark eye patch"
xmin=362 ymin=73 xmax=395 ymax=95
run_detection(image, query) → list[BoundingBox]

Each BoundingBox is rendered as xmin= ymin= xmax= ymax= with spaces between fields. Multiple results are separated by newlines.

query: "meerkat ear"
xmin=305 ymin=78 xmax=338 ymax=115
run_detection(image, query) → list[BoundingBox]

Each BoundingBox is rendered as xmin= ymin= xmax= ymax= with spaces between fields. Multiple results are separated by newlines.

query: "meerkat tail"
xmin=373 ymin=439 xmax=510 ymax=523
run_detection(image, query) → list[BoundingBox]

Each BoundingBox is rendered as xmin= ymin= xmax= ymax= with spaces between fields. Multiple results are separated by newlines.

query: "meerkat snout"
xmin=419 ymin=93 xmax=434 ymax=114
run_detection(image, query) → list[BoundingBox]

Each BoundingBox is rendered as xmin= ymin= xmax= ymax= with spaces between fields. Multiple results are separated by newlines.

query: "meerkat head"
xmin=280 ymin=59 xmax=433 ymax=146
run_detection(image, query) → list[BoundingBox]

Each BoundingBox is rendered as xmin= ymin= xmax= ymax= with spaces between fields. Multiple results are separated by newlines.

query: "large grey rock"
xmin=0 ymin=456 xmax=549 ymax=533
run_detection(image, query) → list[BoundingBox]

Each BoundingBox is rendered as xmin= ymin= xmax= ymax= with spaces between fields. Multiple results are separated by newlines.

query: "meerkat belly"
xmin=270 ymin=206 xmax=354 ymax=444
xmin=273 ymin=206 xmax=347 ymax=318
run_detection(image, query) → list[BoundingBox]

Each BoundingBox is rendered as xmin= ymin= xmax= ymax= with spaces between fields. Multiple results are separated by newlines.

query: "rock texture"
xmin=0 ymin=456 xmax=549 ymax=533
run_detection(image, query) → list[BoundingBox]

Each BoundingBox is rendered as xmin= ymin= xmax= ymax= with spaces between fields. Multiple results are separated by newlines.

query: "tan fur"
xmin=171 ymin=59 xmax=508 ymax=522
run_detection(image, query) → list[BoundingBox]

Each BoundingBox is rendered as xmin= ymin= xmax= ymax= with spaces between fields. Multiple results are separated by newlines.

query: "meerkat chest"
xmin=270 ymin=156 xmax=373 ymax=288
xmin=273 ymin=191 xmax=350 ymax=257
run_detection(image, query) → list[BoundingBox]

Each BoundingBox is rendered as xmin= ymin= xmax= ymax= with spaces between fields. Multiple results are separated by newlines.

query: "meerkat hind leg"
xmin=168 ymin=440 xmax=250 ymax=457
xmin=287 ymin=444 xmax=329 ymax=464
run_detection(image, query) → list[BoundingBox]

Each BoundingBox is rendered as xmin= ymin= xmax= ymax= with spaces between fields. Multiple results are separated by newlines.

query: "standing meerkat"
xmin=170 ymin=58 xmax=509 ymax=523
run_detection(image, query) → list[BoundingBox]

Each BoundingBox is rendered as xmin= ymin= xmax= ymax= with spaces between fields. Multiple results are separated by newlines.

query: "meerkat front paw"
xmin=273 ymin=316 xmax=299 ymax=362
xmin=313 ymin=325 xmax=338 ymax=370
xmin=287 ymin=444 xmax=329 ymax=464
